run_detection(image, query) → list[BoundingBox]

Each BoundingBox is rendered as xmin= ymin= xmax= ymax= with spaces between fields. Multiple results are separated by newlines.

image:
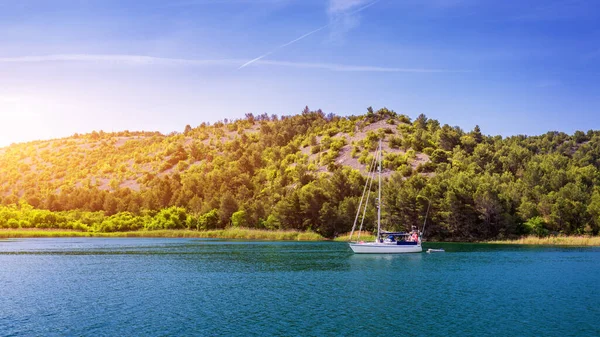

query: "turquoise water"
xmin=1 ymin=239 xmax=599 ymax=336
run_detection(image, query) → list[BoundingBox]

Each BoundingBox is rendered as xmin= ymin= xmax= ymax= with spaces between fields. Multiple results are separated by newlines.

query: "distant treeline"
xmin=1 ymin=107 xmax=600 ymax=239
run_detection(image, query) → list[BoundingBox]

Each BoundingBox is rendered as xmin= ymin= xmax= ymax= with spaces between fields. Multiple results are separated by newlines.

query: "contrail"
xmin=237 ymin=25 xmax=328 ymax=69
xmin=238 ymin=0 xmax=382 ymax=70
xmin=0 ymin=53 xmax=468 ymax=73
xmin=346 ymin=0 xmax=381 ymax=16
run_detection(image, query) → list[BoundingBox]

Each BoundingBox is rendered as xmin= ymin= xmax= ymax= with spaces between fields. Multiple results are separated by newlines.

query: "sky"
xmin=1 ymin=0 xmax=599 ymax=147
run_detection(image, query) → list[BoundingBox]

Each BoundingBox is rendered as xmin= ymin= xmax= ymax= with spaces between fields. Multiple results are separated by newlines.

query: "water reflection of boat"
xmin=347 ymin=141 xmax=423 ymax=254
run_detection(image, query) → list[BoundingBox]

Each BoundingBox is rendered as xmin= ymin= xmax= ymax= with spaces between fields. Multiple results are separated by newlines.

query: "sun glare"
xmin=0 ymin=96 xmax=43 ymax=147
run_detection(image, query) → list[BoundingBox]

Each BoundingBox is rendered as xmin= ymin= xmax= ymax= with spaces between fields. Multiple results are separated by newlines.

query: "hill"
xmin=1 ymin=107 xmax=600 ymax=239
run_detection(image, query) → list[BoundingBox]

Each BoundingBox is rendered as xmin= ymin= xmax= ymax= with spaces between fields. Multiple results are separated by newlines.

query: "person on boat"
xmin=411 ymin=231 xmax=419 ymax=242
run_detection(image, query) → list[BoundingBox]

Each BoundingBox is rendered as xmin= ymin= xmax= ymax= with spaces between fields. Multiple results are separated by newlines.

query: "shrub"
xmin=321 ymin=136 xmax=332 ymax=149
xmin=330 ymin=138 xmax=347 ymax=152
xmin=198 ymin=209 xmax=219 ymax=230
xmin=416 ymin=162 xmax=436 ymax=173
xmin=398 ymin=115 xmax=411 ymax=124
xmin=389 ymin=136 xmax=402 ymax=149
xmin=524 ymin=217 xmax=549 ymax=237
xmin=422 ymin=147 xmax=435 ymax=156
xmin=8 ymin=218 xmax=19 ymax=229
xmin=146 ymin=207 xmax=188 ymax=230
xmin=398 ymin=164 xmax=413 ymax=177
xmin=231 ymin=210 xmax=248 ymax=227
xmin=430 ymin=149 xmax=449 ymax=164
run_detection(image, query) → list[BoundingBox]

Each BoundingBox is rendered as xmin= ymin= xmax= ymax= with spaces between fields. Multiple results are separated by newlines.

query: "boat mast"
xmin=348 ymin=154 xmax=378 ymax=242
xmin=421 ymin=199 xmax=431 ymax=240
xmin=376 ymin=140 xmax=382 ymax=242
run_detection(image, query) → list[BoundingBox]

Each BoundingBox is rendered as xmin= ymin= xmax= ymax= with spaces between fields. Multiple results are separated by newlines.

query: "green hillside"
xmin=1 ymin=107 xmax=600 ymax=239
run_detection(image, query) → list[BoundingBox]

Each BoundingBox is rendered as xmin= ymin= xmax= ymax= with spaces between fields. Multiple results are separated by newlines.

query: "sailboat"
xmin=348 ymin=140 xmax=424 ymax=254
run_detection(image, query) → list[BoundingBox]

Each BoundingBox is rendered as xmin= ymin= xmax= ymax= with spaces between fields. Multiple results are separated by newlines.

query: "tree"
xmin=471 ymin=125 xmax=483 ymax=144
xmin=273 ymin=191 xmax=303 ymax=230
xmin=3 ymin=107 xmax=600 ymax=241
xmin=430 ymin=149 xmax=449 ymax=164
xmin=219 ymin=192 xmax=238 ymax=227
xmin=587 ymin=189 xmax=600 ymax=235
xmin=414 ymin=114 xmax=428 ymax=130
xmin=437 ymin=124 xmax=461 ymax=151
xmin=189 ymin=195 xmax=203 ymax=214
xmin=367 ymin=106 xmax=374 ymax=116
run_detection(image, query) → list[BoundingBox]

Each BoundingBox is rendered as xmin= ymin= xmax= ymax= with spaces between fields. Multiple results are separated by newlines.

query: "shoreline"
xmin=485 ymin=235 xmax=600 ymax=246
xmin=0 ymin=228 xmax=324 ymax=241
xmin=335 ymin=232 xmax=600 ymax=247
xmin=1 ymin=230 xmax=598 ymax=246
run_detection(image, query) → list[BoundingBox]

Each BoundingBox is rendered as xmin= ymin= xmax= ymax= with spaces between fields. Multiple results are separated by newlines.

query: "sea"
xmin=1 ymin=238 xmax=599 ymax=336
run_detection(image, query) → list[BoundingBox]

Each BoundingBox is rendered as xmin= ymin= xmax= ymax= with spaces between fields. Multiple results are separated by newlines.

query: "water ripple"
xmin=0 ymin=239 xmax=599 ymax=336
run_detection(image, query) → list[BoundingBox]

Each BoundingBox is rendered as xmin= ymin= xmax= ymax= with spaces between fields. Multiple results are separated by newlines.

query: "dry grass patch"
xmin=334 ymin=231 xmax=376 ymax=242
xmin=0 ymin=228 xmax=325 ymax=241
xmin=488 ymin=235 xmax=600 ymax=246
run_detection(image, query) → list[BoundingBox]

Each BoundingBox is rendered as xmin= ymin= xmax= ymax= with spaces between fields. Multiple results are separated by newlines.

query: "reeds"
xmin=334 ymin=231 xmax=376 ymax=242
xmin=0 ymin=228 xmax=325 ymax=241
xmin=0 ymin=230 xmax=94 ymax=238
xmin=488 ymin=235 xmax=600 ymax=246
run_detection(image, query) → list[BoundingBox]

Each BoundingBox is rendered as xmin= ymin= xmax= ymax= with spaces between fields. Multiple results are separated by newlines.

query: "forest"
xmin=1 ymin=107 xmax=600 ymax=240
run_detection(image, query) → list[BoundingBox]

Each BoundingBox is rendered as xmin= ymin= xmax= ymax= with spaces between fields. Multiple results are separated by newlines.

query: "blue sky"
xmin=1 ymin=0 xmax=599 ymax=146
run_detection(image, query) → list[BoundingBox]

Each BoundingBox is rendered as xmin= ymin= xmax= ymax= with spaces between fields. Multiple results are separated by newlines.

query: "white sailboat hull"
xmin=349 ymin=242 xmax=422 ymax=254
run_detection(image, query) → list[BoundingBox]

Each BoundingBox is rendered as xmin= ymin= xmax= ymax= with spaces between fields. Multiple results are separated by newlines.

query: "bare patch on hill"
xmin=359 ymin=119 xmax=396 ymax=133
xmin=137 ymin=162 xmax=153 ymax=172
xmin=158 ymin=166 xmax=176 ymax=177
xmin=114 ymin=136 xmax=147 ymax=148
xmin=120 ymin=179 xmax=140 ymax=191
xmin=411 ymin=153 xmax=430 ymax=169
xmin=348 ymin=120 xmax=399 ymax=144
xmin=302 ymin=123 xmax=414 ymax=176
xmin=245 ymin=124 xmax=261 ymax=134
xmin=93 ymin=178 xmax=111 ymax=191
xmin=124 ymin=159 xmax=135 ymax=169
xmin=189 ymin=160 xmax=205 ymax=168
xmin=77 ymin=141 xmax=99 ymax=151
xmin=114 ymin=137 xmax=129 ymax=148
xmin=335 ymin=145 xmax=360 ymax=169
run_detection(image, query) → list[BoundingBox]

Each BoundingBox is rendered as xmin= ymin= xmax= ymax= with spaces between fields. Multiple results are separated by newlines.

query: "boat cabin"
xmin=379 ymin=231 xmax=419 ymax=245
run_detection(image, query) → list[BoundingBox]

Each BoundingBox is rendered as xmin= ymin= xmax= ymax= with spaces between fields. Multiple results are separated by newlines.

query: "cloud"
xmin=328 ymin=0 xmax=372 ymax=14
xmin=256 ymin=60 xmax=466 ymax=73
xmin=0 ymin=53 xmax=465 ymax=73
xmin=327 ymin=0 xmax=380 ymax=42
xmin=237 ymin=0 xmax=381 ymax=69
xmin=169 ymin=0 xmax=291 ymax=5
xmin=0 ymin=54 xmax=238 ymax=66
